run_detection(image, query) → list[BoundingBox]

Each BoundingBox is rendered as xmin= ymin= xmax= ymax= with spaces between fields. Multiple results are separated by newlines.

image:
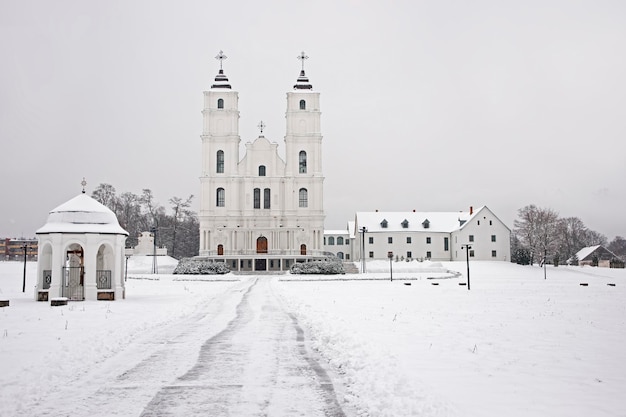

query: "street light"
xmin=388 ymin=251 xmax=394 ymax=282
xmin=461 ymin=244 xmax=472 ymax=290
xmin=125 ymin=254 xmax=131 ymax=282
xmin=22 ymin=243 xmax=33 ymax=293
xmin=360 ymin=227 xmax=367 ymax=274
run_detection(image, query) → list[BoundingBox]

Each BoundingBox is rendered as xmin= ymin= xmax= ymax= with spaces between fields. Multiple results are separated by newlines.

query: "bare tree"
xmin=169 ymin=195 xmax=194 ymax=259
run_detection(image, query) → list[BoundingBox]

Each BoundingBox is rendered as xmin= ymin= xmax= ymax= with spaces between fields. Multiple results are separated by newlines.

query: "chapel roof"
xmin=36 ymin=193 xmax=129 ymax=235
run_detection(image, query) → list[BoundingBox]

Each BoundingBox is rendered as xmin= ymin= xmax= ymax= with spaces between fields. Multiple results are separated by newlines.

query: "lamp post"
xmin=150 ymin=226 xmax=158 ymax=274
xmin=543 ymin=249 xmax=548 ymax=279
xmin=360 ymin=227 xmax=367 ymax=274
xmin=22 ymin=243 xmax=32 ymax=293
xmin=388 ymin=251 xmax=394 ymax=282
xmin=125 ymin=254 xmax=131 ymax=282
xmin=461 ymin=244 xmax=471 ymax=290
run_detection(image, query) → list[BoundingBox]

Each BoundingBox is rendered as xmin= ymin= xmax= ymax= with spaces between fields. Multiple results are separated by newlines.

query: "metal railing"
xmin=96 ymin=270 xmax=112 ymax=289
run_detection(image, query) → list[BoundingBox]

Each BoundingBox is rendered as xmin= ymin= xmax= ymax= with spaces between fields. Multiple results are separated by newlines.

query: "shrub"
xmin=290 ymin=258 xmax=345 ymax=275
xmin=610 ymin=258 xmax=625 ymax=269
xmin=173 ymin=258 xmax=231 ymax=275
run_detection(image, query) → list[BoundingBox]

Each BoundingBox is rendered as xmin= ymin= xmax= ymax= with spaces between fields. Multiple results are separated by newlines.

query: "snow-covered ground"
xmin=1 ymin=259 xmax=625 ymax=416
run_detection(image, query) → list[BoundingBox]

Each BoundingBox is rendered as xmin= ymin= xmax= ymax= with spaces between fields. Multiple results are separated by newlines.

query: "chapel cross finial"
xmin=81 ymin=177 xmax=87 ymax=194
xmin=297 ymin=51 xmax=309 ymax=71
xmin=257 ymin=120 xmax=266 ymax=135
xmin=215 ymin=50 xmax=227 ymax=70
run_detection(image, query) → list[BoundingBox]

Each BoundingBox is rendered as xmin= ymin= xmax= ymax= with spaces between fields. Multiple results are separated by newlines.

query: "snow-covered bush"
xmin=290 ymin=258 xmax=345 ymax=275
xmin=173 ymin=258 xmax=231 ymax=275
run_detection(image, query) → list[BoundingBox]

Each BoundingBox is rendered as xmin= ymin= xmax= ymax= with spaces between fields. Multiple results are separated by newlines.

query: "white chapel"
xmin=198 ymin=51 xmax=326 ymax=271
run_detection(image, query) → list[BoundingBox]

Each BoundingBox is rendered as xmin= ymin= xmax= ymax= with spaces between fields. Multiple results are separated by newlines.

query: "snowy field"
xmin=0 ymin=259 xmax=625 ymax=416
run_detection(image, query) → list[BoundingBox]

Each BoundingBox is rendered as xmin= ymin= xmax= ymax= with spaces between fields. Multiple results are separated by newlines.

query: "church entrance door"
xmin=217 ymin=244 xmax=224 ymax=256
xmin=300 ymin=244 xmax=307 ymax=255
xmin=256 ymin=237 xmax=268 ymax=254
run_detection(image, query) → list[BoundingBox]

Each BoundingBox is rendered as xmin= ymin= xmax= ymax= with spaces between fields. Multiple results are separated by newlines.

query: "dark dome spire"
xmin=211 ymin=50 xmax=232 ymax=89
xmin=294 ymin=51 xmax=313 ymax=90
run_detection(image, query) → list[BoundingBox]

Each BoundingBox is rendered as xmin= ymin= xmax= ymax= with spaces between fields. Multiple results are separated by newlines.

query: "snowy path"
xmin=30 ymin=277 xmax=348 ymax=417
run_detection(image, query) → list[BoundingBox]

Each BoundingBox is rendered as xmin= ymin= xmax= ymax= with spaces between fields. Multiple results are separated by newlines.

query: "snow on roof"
xmin=355 ymin=209 xmax=477 ymax=233
xmin=574 ymin=245 xmax=601 ymax=261
xmin=36 ymin=193 xmax=128 ymax=235
xmin=324 ymin=230 xmax=349 ymax=235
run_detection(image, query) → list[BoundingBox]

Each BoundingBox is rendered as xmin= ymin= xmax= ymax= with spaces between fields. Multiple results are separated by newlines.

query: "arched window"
xmin=253 ymin=188 xmax=261 ymax=209
xmin=217 ymin=98 xmax=224 ymax=109
xmin=299 ymin=99 xmax=306 ymax=110
xmin=299 ymin=150 xmax=307 ymax=173
xmin=299 ymin=188 xmax=308 ymax=207
xmin=264 ymin=188 xmax=271 ymax=209
xmin=216 ymin=150 xmax=224 ymax=173
xmin=216 ymin=188 xmax=225 ymax=207
xmin=337 ymin=237 xmax=344 ymax=245
xmin=258 ymin=165 xmax=266 ymax=176
xmin=328 ymin=237 xmax=335 ymax=245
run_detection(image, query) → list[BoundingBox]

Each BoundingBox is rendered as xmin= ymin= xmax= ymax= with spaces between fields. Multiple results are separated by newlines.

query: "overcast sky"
xmin=1 ymin=0 xmax=625 ymax=240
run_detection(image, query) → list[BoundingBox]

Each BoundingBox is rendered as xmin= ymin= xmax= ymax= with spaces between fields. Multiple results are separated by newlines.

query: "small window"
xmin=253 ymin=188 xmax=260 ymax=209
xmin=369 ymin=251 xmax=374 ymax=258
xmin=469 ymin=235 xmax=474 ymax=242
xmin=489 ymin=220 xmax=493 ymax=225
xmin=470 ymin=250 xmax=475 ymax=257
xmin=426 ymin=251 xmax=431 ymax=259
xmin=299 ymin=188 xmax=308 ymax=207
xmin=406 ymin=237 xmax=411 ymax=244
xmin=216 ymin=188 xmax=225 ymax=207
xmin=478 ymin=220 xmax=480 ymax=226
xmin=426 ymin=237 xmax=431 ymax=244
xmin=264 ymin=188 xmax=270 ymax=209
xmin=216 ymin=150 xmax=224 ymax=173
xmin=217 ymin=98 xmax=224 ymax=109
xmin=345 ymin=239 xmax=350 ymax=245
xmin=388 ymin=237 xmax=393 ymax=244
xmin=328 ymin=237 xmax=335 ymax=245
xmin=337 ymin=237 xmax=344 ymax=245
xmin=299 ymin=99 xmax=306 ymax=110
xmin=444 ymin=237 xmax=449 ymax=251
xmin=368 ymin=237 xmax=374 ymax=244
xmin=407 ymin=251 xmax=412 ymax=259
xmin=491 ymin=235 xmax=496 ymax=242
xmin=324 ymin=237 xmax=327 ymax=245
xmin=381 ymin=219 xmax=388 ymax=228
xmin=258 ymin=165 xmax=266 ymax=176
xmin=299 ymin=151 xmax=307 ymax=173
xmin=492 ymin=250 xmax=497 ymax=257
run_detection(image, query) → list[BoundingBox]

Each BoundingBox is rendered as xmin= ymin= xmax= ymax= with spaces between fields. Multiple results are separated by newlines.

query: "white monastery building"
xmin=351 ymin=206 xmax=511 ymax=262
xmin=198 ymin=52 xmax=326 ymax=271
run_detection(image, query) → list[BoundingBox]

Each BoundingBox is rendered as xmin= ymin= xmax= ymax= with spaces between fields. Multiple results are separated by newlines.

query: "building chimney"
xmin=470 ymin=206 xmax=473 ymax=215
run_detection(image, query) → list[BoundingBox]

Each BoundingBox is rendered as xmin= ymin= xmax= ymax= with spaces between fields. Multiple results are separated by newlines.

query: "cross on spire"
xmin=215 ymin=50 xmax=227 ymax=70
xmin=81 ymin=177 xmax=87 ymax=194
xmin=257 ymin=121 xmax=266 ymax=135
xmin=297 ymin=51 xmax=309 ymax=71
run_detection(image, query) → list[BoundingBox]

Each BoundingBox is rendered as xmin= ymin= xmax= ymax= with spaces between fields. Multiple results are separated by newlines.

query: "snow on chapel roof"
xmin=36 ymin=193 xmax=128 ymax=235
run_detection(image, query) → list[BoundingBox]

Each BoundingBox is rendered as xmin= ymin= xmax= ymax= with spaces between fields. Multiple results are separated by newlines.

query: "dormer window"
xmin=381 ymin=219 xmax=388 ymax=228
xmin=299 ymin=99 xmax=306 ymax=110
xmin=401 ymin=219 xmax=409 ymax=228
xmin=217 ymin=98 xmax=224 ymax=109
xmin=422 ymin=219 xmax=430 ymax=229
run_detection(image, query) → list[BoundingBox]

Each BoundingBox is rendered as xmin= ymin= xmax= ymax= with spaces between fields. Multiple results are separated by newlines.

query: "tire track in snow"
xmin=140 ymin=278 xmax=347 ymax=417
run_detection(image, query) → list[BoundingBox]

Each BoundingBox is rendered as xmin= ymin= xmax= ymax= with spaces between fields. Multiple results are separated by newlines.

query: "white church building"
xmin=198 ymin=52 xmax=326 ymax=271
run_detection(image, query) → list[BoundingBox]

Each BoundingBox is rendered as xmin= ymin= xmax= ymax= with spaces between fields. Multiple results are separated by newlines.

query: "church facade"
xmin=198 ymin=52 xmax=326 ymax=271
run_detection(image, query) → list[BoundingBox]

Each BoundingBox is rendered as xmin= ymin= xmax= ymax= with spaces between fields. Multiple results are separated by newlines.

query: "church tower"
xmin=199 ymin=51 xmax=240 ymax=254
xmin=283 ymin=52 xmax=325 ymax=248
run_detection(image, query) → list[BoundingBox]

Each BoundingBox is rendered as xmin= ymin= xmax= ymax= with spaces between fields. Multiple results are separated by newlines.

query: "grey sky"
xmin=1 ymin=0 xmax=625 ymax=240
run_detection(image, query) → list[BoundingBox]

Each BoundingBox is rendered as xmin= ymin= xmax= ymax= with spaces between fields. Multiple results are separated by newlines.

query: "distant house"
xmin=572 ymin=245 xmax=621 ymax=267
